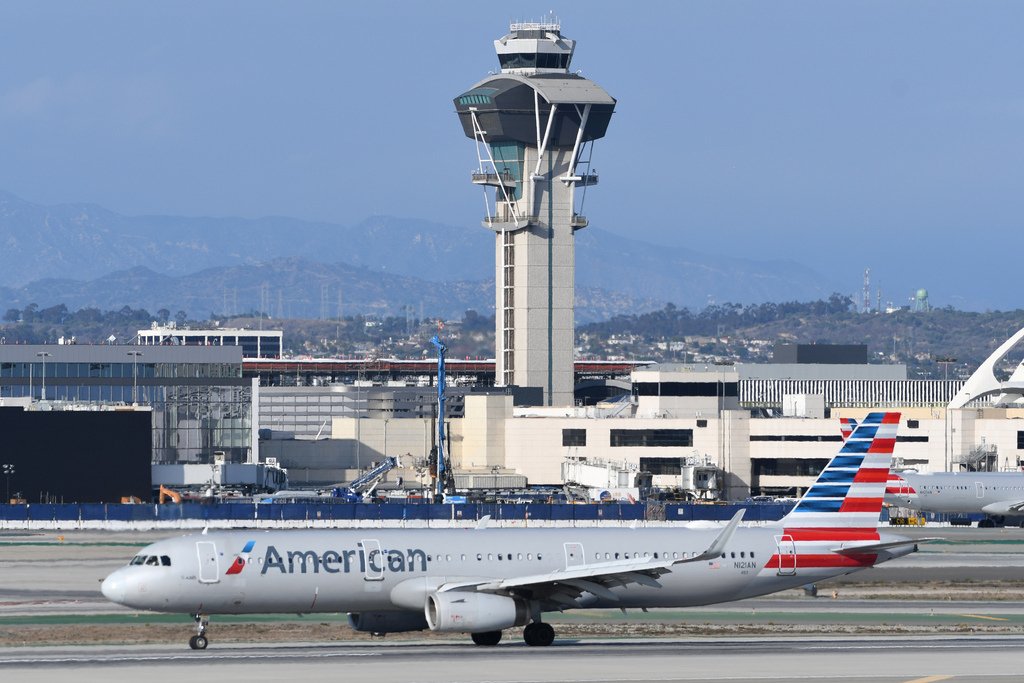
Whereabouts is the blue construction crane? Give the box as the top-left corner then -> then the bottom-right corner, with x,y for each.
430,335 -> 452,503
331,456 -> 398,502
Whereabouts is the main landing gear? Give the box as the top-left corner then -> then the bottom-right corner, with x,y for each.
189,613 -> 209,650
471,630 -> 502,646
522,622 -> 555,647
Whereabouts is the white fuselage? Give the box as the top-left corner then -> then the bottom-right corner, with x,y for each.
886,471 -> 1024,516
101,525 -> 910,618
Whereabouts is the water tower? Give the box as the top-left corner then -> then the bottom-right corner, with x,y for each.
911,288 -> 930,312
453,18 -> 615,406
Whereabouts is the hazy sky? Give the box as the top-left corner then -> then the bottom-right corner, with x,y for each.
1,1 -> 1022,311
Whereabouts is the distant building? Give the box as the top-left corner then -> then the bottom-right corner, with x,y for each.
771,343 -> 867,365
0,345 -> 253,466
138,323 -> 282,359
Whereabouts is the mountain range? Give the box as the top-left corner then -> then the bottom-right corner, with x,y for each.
0,190 -> 838,322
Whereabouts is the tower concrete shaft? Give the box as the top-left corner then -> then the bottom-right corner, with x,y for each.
454,19 -> 615,407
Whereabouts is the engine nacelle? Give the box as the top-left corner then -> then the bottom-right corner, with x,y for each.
425,592 -> 529,633
347,610 -> 429,634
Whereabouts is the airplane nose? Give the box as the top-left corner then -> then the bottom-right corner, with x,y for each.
101,572 -> 126,604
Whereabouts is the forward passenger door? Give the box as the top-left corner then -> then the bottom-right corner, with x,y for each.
196,542 -> 219,583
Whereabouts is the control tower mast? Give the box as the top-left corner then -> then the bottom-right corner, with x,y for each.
454,19 -> 615,406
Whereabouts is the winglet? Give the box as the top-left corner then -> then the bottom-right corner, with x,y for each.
676,510 -> 744,565
475,515 -> 492,530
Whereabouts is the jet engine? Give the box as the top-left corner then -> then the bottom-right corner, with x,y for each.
425,592 -> 529,633
347,610 -> 429,634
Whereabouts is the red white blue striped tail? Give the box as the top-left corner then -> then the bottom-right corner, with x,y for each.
839,417 -> 857,442
781,412 -> 900,529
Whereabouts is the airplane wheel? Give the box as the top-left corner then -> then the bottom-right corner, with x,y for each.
535,623 -> 554,647
524,622 -> 554,647
189,635 -> 208,650
471,630 -> 502,646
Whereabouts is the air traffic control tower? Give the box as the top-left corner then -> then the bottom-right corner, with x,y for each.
454,20 -> 615,406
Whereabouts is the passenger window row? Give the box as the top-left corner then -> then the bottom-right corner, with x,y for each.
590,550 -> 756,561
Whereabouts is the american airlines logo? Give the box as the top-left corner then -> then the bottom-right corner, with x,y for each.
225,540 -> 256,575
260,543 -> 429,575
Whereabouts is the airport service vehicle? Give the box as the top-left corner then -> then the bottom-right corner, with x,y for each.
102,412 -> 920,649
886,470 -> 1024,527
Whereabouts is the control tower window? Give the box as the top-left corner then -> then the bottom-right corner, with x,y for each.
499,53 -> 570,70
489,142 -> 524,200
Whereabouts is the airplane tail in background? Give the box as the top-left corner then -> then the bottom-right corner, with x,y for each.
886,472 -> 914,497
839,417 -> 858,441
780,412 -> 900,529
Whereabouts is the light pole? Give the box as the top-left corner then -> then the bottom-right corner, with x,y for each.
2,464 -> 13,504
127,351 -> 143,404
36,352 -> 50,401
935,356 -> 957,382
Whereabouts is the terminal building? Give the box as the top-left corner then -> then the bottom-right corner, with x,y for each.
244,339 -> 1023,500
1,334 -> 1023,502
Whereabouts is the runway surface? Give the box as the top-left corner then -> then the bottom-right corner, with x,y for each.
0,636 -> 1020,682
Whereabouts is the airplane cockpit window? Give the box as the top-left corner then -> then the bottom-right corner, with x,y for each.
161,555 -> 172,566
145,556 -> 159,566
130,555 -> 146,565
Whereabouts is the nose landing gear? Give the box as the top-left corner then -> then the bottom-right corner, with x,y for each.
188,613 -> 209,650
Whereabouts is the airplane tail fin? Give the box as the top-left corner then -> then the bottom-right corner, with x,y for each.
839,417 -> 858,442
780,412 -> 900,529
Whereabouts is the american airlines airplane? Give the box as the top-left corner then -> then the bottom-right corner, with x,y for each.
101,412 -> 921,649
885,470 -> 1024,527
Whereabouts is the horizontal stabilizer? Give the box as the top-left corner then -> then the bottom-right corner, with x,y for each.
831,537 -> 941,556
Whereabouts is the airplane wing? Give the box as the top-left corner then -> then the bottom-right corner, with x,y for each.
438,511 -> 744,605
